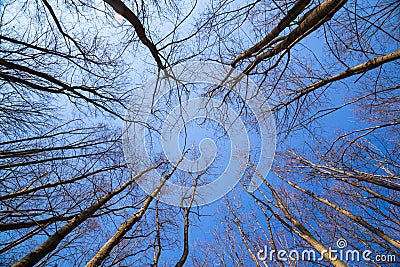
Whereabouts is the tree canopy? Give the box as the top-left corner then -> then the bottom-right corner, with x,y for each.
0,0 -> 399,266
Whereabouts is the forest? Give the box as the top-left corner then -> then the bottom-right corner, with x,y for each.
0,0 -> 399,266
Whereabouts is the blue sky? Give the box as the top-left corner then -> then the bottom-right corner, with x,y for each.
1,0 -> 398,265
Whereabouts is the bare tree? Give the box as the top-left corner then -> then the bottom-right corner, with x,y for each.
1,0 -> 399,266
